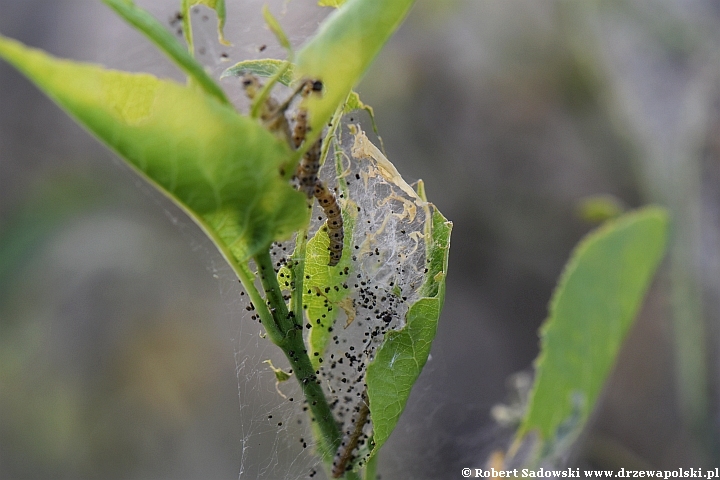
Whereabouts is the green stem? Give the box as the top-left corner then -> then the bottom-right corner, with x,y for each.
283,326 -> 342,462
235,260 -> 284,345
253,249 -> 343,466
255,250 -> 296,333
321,101 -> 346,168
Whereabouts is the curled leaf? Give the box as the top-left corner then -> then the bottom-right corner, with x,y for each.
263,359 -> 292,382
365,207 -> 451,458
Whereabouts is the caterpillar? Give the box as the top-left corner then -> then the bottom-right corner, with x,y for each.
296,141 -> 321,198
291,80 -> 324,198
291,107 -> 320,198
290,81 -> 344,266
240,73 -> 343,266
313,178 -> 344,267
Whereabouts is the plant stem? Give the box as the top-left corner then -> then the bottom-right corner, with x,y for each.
253,249 -> 343,465
288,229 -> 362,478
255,250 -> 296,333
283,326 -> 342,461
235,261 -> 284,345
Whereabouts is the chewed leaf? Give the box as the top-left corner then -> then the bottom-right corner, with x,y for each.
295,126 -> 449,474
351,129 -> 416,199
0,35 -> 308,269
221,59 -> 295,86
101,0 -> 229,105
188,0 -> 230,45
344,91 -> 370,114
345,91 -> 383,141
365,207 -> 451,458
295,0 -> 416,143
513,207 -> 668,463
263,360 -> 291,382
181,0 -> 230,58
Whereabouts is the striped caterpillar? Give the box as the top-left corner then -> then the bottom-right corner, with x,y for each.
241,74 -> 344,266
313,177 -> 344,266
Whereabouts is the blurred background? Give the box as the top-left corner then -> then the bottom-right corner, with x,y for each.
2,1 -> 720,478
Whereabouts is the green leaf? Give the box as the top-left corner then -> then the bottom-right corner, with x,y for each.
363,452 -> 378,480
295,0 -> 416,141
344,91 -> 385,157
0,35 -> 308,268
515,207 -> 669,460
101,0 -> 229,105
262,5 -> 291,52
221,59 -> 296,86
365,207 -> 452,458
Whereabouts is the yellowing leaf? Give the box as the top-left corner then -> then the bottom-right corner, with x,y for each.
0,35 -> 308,271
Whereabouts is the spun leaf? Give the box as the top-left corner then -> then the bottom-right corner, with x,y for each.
365,207 -> 452,457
